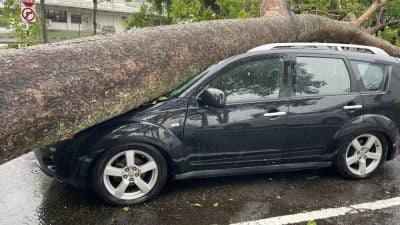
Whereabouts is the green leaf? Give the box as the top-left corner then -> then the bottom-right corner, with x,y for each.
307,220 -> 317,225
122,206 -> 129,212
192,203 -> 202,207
213,202 -> 219,207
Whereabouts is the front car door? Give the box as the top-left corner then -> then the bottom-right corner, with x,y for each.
284,54 -> 364,163
183,53 -> 291,171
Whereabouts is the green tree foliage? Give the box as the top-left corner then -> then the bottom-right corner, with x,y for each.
1,0 -> 40,46
170,0 -> 259,23
289,0 -> 400,45
215,0 -> 260,18
170,0 -> 214,23
126,0 -> 399,46
148,0 -> 172,22
289,0 -> 372,21
126,0 -> 259,27
379,28 -> 399,45
125,4 -> 161,29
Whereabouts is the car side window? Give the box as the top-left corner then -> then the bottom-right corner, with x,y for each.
350,61 -> 386,92
209,57 -> 285,103
294,57 -> 351,96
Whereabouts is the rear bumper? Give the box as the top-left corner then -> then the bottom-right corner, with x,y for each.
388,140 -> 400,160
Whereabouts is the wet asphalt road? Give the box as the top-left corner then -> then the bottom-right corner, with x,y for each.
1,153 -> 400,225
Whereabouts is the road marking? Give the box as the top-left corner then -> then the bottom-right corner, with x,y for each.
232,197 -> 400,225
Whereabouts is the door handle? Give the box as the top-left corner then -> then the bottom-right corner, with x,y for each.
343,105 -> 363,110
263,111 -> 287,117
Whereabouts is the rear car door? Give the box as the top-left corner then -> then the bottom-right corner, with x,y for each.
284,54 -> 364,163
183,54 -> 291,171
349,59 -> 391,114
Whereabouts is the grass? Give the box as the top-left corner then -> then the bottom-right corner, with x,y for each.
0,30 -> 95,43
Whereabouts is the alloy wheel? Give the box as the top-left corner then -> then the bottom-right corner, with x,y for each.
345,134 -> 383,176
102,150 -> 158,200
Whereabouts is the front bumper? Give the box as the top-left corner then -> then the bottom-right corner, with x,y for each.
34,148 -> 57,178
34,140 -> 83,188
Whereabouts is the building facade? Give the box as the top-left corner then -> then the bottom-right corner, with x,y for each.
42,0 -> 142,34
0,0 -> 143,44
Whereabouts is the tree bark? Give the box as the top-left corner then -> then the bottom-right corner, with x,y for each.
93,0 -> 98,35
1,1 -> 400,163
336,0 -> 342,12
260,0 -> 290,17
352,0 -> 387,27
40,0 -> 48,43
366,20 -> 400,34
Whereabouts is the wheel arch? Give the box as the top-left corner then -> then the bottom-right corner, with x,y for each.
332,114 -> 400,161
71,121 -> 186,187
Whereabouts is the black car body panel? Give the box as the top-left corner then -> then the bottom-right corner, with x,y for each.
35,49 -> 400,188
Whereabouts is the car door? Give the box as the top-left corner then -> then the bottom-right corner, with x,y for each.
284,54 -> 364,163
183,54 -> 291,171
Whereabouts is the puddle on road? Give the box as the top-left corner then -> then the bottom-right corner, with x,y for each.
0,153 -> 400,225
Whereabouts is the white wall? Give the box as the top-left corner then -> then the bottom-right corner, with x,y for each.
96,13 -> 126,32
46,7 -> 128,33
48,21 -> 68,30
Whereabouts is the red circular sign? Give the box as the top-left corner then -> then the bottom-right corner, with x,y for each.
21,8 -> 36,23
22,0 -> 35,7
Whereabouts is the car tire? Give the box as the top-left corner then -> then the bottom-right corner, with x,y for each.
91,143 -> 168,205
336,132 -> 388,179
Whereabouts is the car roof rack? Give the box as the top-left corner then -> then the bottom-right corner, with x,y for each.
248,43 -> 390,56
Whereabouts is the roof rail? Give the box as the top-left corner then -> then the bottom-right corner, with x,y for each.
248,43 -> 389,56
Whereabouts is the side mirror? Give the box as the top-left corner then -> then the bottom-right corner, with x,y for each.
198,88 -> 226,108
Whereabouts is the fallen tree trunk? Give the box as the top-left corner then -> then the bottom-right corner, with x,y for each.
1,11 -> 400,163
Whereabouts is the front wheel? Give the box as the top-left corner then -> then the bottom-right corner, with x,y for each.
336,133 -> 387,179
91,144 -> 168,205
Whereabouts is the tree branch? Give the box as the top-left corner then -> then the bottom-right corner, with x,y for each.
260,0 -> 290,17
366,20 -> 400,34
352,0 -> 388,27
376,6 -> 385,26
308,9 -> 341,18
336,0 -> 342,12
343,12 -> 358,22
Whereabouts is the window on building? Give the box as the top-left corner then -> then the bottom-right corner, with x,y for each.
46,9 -> 67,23
294,57 -> 351,96
71,13 -> 82,24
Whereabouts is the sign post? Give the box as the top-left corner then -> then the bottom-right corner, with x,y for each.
20,0 -> 36,24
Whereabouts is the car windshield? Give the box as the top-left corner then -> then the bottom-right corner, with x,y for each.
168,64 -> 216,98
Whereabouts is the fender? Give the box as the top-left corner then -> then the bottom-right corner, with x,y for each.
68,120 -> 187,186
331,114 -> 400,159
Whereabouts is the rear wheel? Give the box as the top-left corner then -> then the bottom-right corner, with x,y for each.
337,133 -> 387,179
91,144 -> 168,205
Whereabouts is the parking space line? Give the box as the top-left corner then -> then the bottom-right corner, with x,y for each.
232,197 -> 400,225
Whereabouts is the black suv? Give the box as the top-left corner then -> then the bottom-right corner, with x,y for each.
35,43 -> 400,205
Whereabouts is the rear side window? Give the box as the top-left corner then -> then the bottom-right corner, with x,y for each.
294,57 -> 351,96
350,61 -> 386,92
